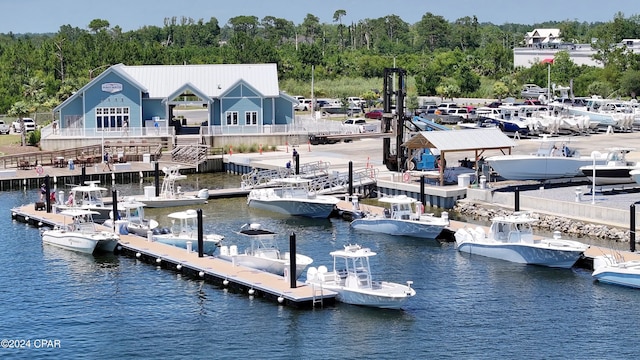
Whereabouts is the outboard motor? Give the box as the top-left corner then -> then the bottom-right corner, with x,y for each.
197,188 -> 209,199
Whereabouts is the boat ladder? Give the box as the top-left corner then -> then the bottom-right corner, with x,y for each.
311,283 -> 324,308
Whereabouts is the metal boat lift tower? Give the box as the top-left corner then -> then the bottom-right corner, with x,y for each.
382,67 -> 410,172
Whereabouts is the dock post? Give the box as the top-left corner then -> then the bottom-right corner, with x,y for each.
44,175 -> 51,213
154,162 -> 160,197
514,187 -> 520,212
348,161 -> 353,196
420,175 -> 425,205
111,189 -> 118,232
289,233 -> 297,288
197,209 -> 204,257
80,165 -> 86,185
631,204 -> 636,252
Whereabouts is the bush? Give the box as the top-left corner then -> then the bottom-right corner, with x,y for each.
28,129 -> 40,146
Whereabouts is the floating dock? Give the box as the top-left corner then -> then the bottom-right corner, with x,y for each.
11,204 -> 336,309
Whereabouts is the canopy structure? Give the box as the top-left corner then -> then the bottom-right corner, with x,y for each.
401,128 -> 517,185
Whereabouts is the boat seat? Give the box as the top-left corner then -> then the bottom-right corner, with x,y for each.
383,208 -> 391,218
229,245 -> 238,256
220,245 -> 229,256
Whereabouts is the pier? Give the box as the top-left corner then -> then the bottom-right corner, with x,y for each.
10,204 -> 336,309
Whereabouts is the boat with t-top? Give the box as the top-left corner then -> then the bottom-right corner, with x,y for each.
350,195 -> 449,239
217,223 -> 313,278
151,209 -> 224,255
247,177 -> 339,218
454,211 -> 588,268
41,209 -> 119,255
305,244 -> 416,309
133,165 -> 209,208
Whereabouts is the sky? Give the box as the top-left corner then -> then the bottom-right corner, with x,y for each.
3,0 -> 640,34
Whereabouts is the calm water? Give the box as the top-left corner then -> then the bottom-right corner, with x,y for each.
2,175 -> 640,359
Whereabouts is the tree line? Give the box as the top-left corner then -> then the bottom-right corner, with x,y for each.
1,10 -> 640,117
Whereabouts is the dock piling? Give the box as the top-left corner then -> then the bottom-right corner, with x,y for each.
197,209 -> 204,258
289,232 -> 297,289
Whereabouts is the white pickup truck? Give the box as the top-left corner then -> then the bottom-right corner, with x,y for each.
0,120 -> 9,134
12,118 -> 36,133
343,118 -> 378,133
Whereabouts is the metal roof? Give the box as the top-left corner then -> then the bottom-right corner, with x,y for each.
114,63 -> 280,99
402,128 -> 517,152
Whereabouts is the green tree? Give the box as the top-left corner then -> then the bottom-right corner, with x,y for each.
415,12 -> 451,51
492,81 -> 509,101
8,101 -> 33,146
88,19 -> 110,33
618,70 -> 640,97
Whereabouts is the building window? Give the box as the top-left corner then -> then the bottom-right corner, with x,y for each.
226,111 -> 239,126
96,107 -> 129,131
245,111 -> 257,125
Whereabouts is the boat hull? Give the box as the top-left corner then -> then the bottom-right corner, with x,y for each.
488,155 -> 601,180
152,235 -> 221,255
350,218 -> 445,239
218,253 -> 313,278
42,231 -> 118,254
455,242 -> 584,268
580,167 -> 635,185
132,197 -> 207,208
309,281 -> 415,309
593,269 -> 640,288
248,199 -> 336,218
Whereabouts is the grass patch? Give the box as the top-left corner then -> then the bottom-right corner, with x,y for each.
0,134 -> 21,146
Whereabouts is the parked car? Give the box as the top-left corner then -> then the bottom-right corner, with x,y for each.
12,118 -> 36,132
520,84 -> 548,99
314,99 -> 331,111
434,102 -> 459,115
364,109 -> 384,120
415,104 -> 438,116
0,120 -> 9,134
294,99 -> 313,111
447,108 -> 470,122
347,97 -> 365,107
343,118 -> 377,133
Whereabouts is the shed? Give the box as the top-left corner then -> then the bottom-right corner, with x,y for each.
402,128 -> 517,185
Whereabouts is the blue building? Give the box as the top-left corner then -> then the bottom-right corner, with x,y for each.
47,63 -> 297,150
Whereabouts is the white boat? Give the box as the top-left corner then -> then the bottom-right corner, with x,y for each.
350,195 -> 449,239
305,244 -> 416,309
579,147 -> 637,185
217,223 -> 313,278
151,209 -> 224,255
486,137 -> 608,180
55,181 -> 113,222
454,212 -> 589,268
247,177 -> 339,218
41,209 -> 119,255
592,254 -> 640,288
133,166 -> 209,208
567,97 -> 635,129
630,168 -> 640,184
102,199 -> 159,237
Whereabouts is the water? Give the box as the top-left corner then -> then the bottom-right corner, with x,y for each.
2,176 -> 640,359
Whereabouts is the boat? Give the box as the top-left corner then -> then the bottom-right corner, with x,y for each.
102,199 -> 159,237
579,147 -> 637,185
217,223 -> 313,278
350,195 -> 449,239
133,166 -> 209,208
486,137 -> 608,180
305,244 -> 416,309
41,209 -> 119,255
454,211 -> 589,268
247,177 -> 339,218
151,209 -> 224,255
592,254 -> 640,288
630,168 -> 640,184
55,181 -> 113,222
481,104 -> 542,135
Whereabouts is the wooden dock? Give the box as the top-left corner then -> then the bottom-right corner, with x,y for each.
11,204 -> 336,309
